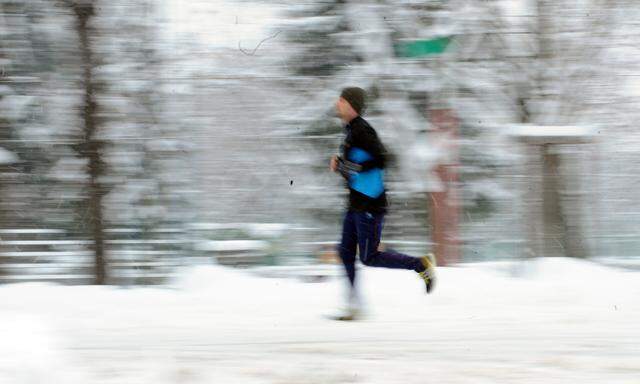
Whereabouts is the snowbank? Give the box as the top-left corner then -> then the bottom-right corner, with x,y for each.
0,258 -> 638,383
0,313 -> 87,384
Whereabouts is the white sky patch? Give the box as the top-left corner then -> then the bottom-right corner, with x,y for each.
161,0 -> 282,50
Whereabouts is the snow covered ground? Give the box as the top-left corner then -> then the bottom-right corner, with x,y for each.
0,258 -> 639,384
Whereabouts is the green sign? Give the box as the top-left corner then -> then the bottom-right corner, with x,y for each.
395,37 -> 451,58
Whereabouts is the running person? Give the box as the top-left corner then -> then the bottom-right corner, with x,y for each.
330,87 -> 436,319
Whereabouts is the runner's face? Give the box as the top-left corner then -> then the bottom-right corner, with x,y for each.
336,97 -> 353,120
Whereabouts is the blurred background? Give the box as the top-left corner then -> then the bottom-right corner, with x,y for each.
1,0 -> 640,285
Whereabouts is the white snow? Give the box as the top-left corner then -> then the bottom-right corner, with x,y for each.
0,229 -> 65,234
0,147 -> 18,165
246,223 -> 289,238
0,85 -> 12,96
47,157 -> 89,182
188,222 -> 289,238
0,258 -> 638,383
506,125 -> 597,144
0,315 -> 88,384
195,240 -> 269,252
0,95 -> 35,122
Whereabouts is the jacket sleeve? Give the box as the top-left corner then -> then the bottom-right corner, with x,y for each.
350,124 -> 386,171
335,156 -> 361,180
358,157 -> 384,171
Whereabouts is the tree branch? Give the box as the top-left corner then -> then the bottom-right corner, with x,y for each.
238,30 -> 281,56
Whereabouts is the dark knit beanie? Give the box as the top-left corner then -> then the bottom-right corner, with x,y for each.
340,87 -> 367,115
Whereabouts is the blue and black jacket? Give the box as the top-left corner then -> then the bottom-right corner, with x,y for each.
336,116 -> 388,214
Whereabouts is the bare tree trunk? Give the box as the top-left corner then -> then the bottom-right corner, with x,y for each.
541,145 -> 566,257
72,2 -> 106,284
535,0 -> 554,101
